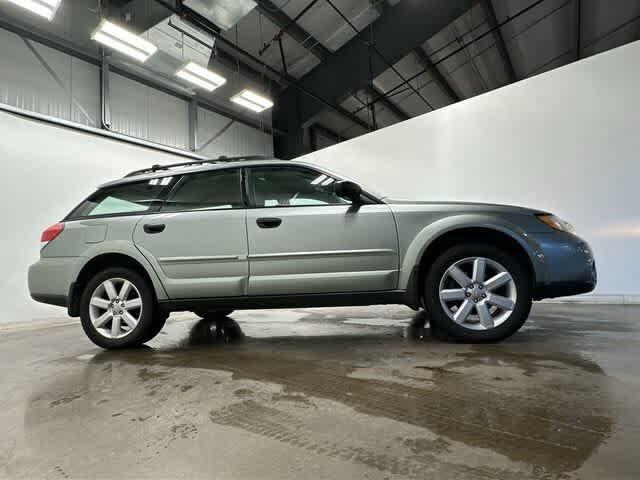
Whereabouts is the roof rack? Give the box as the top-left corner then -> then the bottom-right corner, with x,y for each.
124,155 -> 269,178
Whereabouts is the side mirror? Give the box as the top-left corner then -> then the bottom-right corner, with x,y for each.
334,180 -> 362,203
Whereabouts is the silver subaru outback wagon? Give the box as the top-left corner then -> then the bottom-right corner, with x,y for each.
29,156 -> 596,349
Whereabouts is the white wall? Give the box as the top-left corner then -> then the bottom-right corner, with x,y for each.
301,41 -> 640,297
0,111 -> 192,323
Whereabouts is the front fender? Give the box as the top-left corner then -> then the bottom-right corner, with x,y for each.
397,214 -> 545,290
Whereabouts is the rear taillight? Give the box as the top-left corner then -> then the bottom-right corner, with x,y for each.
41,222 -> 64,247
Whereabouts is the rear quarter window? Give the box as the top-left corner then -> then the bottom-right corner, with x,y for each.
161,169 -> 243,212
67,177 -> 174,219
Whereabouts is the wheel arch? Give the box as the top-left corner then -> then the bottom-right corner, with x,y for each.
401,220 -> 542,307
69,252 -> 165,317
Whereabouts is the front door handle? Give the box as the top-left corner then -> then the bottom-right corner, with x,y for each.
143,223 -> 166,234
256,217 -> 282,229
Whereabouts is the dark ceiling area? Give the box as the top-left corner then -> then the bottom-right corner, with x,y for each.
1,0 -> 639,158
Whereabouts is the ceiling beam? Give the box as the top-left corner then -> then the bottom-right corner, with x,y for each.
255,1 -> 409,126
480,0 -> 517,83
254,0 -> 332,60
255,0 -> 409,123
413,47 -> 461,103
367,0 -> 427,119
325,0 -> 434,112
273,0 -> 474,159
366,85 -> 410,121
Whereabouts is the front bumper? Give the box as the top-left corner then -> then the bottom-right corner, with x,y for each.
529,231 -> 597,299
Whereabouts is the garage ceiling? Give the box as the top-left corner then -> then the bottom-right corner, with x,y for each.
0,0 -> 638,155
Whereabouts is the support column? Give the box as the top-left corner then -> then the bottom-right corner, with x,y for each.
100,53 -> 111,129
188,98 -> 198,152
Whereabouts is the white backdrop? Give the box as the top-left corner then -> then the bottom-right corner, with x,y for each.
301,41 -> 640,299
0,113 -> 188,323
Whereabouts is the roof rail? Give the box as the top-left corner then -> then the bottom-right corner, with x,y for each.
124,155 -> 269,178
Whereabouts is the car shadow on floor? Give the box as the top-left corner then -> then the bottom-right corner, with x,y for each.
179,311 -> 439,346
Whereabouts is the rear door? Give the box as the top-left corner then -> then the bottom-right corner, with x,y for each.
133,168 -> 249,299
245,165 -> 399,296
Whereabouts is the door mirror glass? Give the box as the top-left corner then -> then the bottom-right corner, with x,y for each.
334,180 -> 362,203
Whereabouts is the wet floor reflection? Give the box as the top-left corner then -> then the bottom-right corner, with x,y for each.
181,317 -> 245,347
23,308 -> 624,479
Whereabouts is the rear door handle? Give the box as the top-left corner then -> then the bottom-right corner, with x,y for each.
143,223 -> 165,234
256,217 -> 282,229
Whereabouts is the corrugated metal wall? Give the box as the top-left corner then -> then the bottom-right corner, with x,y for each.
197,107 -> 273,157
0,28 -> 274,157
109,73 -> 190,150
0,29 -> 100,128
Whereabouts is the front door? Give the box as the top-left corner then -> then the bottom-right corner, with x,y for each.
245,165 -> 399,296
133,168 -> 249,299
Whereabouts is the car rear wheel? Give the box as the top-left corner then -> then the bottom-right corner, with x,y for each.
424,244 -> 532,342
80,267 -> 156,349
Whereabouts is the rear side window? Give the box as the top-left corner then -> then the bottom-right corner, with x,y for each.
161,169 -> 243,212
68,177 -> 174,219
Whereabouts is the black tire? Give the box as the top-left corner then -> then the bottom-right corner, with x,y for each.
141,312 -> 169,344
80,267 -> 157,349
194,309 -> 234,320
424,243 -> 532,343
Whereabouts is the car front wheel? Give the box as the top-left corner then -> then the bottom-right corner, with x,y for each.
424,244 -> 532,342
80,267 -> 157,349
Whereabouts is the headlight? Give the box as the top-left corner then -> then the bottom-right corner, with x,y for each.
536,214 -> 575,233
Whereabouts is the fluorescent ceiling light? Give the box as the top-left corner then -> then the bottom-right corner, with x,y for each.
231,89 -> 274,113
91,20 -> 157,63
5,0 -> 62,21
176,62 -> 226,92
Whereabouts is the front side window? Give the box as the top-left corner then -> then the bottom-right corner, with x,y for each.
250,167 -> 349,208
69,177 -> 173,218
161,169 -> 243,212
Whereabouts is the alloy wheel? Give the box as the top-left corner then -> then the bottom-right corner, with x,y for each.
88,278 -> 143,339
438,257 -> 517,330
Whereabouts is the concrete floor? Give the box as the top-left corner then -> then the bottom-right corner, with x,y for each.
1,304 -> 639,479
